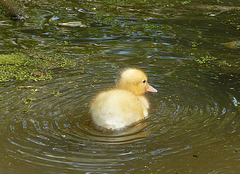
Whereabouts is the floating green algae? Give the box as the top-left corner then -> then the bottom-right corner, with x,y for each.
0,51 -> 76,82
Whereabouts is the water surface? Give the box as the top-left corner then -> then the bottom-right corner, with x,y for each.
0,0 -> 240,173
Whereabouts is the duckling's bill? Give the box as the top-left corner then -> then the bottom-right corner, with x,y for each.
146,84 -> 158,93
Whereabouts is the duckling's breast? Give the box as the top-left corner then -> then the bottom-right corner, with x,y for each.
90,89 -> 149,130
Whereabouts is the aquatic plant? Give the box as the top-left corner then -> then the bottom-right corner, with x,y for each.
0,51 -> 75,82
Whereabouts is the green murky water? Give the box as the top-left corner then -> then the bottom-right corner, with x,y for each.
0,0 -> 240,173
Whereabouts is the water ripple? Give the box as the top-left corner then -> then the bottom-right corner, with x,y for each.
1,65 -> 240,173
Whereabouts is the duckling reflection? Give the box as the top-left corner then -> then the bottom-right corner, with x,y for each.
77,118 -> 152,144
90,68 -> 157,130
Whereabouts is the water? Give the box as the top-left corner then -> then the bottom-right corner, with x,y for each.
1,0 -> 240,173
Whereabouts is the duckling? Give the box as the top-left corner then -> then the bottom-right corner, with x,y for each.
90,68 -> 157,130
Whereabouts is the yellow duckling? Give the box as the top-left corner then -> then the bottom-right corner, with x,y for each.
90,68 -> 157,130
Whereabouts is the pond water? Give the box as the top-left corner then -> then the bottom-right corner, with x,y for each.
1,0 -> 240,173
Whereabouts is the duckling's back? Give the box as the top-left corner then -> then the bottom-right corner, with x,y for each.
90,89 -> 149,130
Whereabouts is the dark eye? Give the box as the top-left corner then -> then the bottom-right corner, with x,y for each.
142,80 -> 146,83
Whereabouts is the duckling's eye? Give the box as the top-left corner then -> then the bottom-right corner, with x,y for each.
142,80 -> 146,83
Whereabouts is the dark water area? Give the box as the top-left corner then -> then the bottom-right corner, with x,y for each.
0,0 -> 240,173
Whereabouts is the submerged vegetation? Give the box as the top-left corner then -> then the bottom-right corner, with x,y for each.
0,0 -> 239,82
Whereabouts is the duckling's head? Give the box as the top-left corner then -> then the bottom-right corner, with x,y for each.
116,68 -> 157,96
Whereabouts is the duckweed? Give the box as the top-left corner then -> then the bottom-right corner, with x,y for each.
0,51 -> 76,82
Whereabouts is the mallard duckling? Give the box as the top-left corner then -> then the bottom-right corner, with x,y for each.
90,68 -> 157,130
